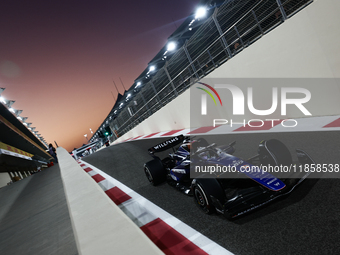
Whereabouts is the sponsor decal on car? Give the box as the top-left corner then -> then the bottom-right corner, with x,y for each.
153,136 -> 179,150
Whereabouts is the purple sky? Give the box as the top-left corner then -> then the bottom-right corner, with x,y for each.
0,0 -> 200,151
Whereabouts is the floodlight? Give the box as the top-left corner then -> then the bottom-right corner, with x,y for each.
6,100 -> 15,108
195,7 -> 207,19
167,42 -> 176,51
149,65 -> 155,72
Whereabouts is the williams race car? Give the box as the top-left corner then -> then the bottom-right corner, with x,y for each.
143,135 -> 315,219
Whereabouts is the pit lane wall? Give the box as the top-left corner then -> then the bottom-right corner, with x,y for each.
0,173 -> 11,188
113,0 -> 340,143
57,147 -> 162,255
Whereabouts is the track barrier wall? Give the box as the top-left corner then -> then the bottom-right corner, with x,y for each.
113,0 -> 340,144
57,147 -> 163,255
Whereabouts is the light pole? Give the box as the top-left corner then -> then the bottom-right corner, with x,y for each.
84,134 -> 89,142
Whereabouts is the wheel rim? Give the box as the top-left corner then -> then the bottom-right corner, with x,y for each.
144,167 -> 154,183
195,188 -> 206,207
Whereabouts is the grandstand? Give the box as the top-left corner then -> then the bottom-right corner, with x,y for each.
0,101 -> 52,186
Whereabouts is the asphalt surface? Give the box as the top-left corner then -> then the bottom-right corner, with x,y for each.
0,165 -> 78,255
83,131 -> 340,255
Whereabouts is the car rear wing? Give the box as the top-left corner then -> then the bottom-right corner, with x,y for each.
148,135 -> 185,154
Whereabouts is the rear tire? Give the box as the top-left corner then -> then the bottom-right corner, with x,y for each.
144,159 -> 166,186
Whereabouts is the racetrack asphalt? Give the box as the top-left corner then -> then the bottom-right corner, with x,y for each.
0,165 -> 78,255
83,131 -> 340,255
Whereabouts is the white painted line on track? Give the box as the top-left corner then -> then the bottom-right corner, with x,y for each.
78,160 -> 233,255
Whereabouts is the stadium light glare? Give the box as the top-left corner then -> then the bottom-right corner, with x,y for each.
9,108 -> 15,113
167,42 -> 176,51
195,7 -> 207,19
149,65 -> 155,72
0,96 -> 6,104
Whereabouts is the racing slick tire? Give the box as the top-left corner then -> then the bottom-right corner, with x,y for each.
192,179 -> 225,215
144,159 -> 166,186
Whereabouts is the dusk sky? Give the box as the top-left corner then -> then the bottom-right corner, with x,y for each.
0,0 -> 200,152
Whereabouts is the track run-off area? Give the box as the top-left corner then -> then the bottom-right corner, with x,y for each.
82,131 -> 340,255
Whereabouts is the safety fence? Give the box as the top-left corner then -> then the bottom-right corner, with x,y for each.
109,0 -> 312,139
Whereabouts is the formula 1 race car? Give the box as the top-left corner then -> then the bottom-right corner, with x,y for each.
143,135 -> 315,219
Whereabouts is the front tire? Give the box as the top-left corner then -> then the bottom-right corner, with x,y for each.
144,159 -> 166,186
193,181 -> 215,214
